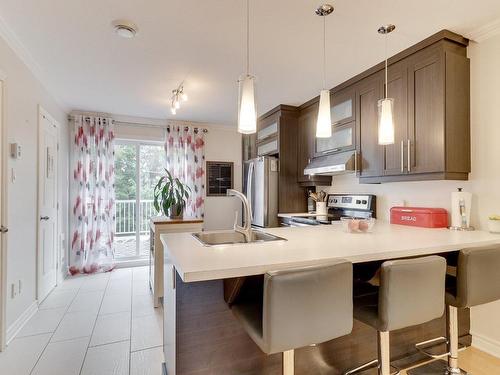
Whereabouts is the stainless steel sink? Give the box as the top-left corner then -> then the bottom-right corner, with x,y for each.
192,230 -> 287,246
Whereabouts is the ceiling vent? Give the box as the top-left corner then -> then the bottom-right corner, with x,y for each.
112,20 -> 138,39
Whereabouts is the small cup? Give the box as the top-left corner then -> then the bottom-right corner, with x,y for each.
316,201 -> 327,215
488,219 -> 500,233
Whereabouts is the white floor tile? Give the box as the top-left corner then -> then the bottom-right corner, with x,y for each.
107,278 -> 132,294
90,312 -> 131,347
99,292 -> 131,315
31,336 -> 89,375
57,276 -> 86,291
130,346 -> 164,375
131,310 -> 163,352
0,333 -> 51,375
80,277 -> 109,292
132,293 -> 155,318
17,308 -> 66,338
51,310 -> 97,342
132,267 -> 149,281
109,268 -> 132,280
39,289 -> 77,310
81,341 -> 130,375
132,279 -> 151,296
67,290 -> 104,313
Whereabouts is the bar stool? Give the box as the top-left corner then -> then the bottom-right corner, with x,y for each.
346,256 -> 447,375
231,261 -> 353,375
415,245 -> 500,374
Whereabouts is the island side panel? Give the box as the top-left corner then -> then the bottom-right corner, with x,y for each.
171,274 -> 471,375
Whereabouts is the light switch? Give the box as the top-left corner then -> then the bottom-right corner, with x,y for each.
10,143 -> 21,159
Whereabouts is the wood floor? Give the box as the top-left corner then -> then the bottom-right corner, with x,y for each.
0,267 -> 163,375
0,267 -> 499,375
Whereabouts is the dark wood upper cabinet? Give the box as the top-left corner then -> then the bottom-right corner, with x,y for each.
356,71 -> 384,178
358,33 -> 470,183
297,102 -> 332,185
242,133 -> 257,162
256,105 -> 307,213
382,60 -> 408,177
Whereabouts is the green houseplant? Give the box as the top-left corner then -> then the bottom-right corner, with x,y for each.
153,169 -> 191,219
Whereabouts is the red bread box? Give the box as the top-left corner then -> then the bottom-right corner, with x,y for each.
390,207 -> 449,228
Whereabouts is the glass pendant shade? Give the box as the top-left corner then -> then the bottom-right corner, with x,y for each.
378,97 -> 395,145
237,75 -> 257,134
316,89 -> 332,138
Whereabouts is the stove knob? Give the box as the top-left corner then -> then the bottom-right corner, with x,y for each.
356,200 -> 361,204
362,200 -> 367,204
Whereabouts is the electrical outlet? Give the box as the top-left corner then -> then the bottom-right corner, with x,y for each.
18,280 -> 22,294
11,283 -> 16,298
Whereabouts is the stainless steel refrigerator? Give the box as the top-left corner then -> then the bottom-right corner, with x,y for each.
243,156 -> 279,228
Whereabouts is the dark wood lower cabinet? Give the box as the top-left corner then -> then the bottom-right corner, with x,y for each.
169,274 -> 470,375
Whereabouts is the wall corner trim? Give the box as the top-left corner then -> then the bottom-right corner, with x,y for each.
471,330 -> 500,358
0,14 -> 69,112
6,300 -> 38,345
467,18 -> 500,43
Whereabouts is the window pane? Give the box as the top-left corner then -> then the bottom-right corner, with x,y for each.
139,144 -> 165,258
114,144 -> 138,259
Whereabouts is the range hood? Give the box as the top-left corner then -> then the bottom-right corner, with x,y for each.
304,151 -> 358,176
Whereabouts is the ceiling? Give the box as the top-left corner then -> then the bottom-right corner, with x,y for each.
0,0 -> 499,125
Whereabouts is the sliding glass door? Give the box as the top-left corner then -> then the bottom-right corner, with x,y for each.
114,141 -> 164,260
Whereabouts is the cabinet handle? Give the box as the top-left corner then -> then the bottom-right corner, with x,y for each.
354,150 -> 358,174
407,139 -> 411,173
400,140 -> 404,173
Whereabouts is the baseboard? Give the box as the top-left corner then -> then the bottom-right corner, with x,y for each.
471,330 -> 500,358
6,300 -> 38,345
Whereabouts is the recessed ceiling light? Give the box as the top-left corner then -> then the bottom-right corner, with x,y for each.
112,19 -> 138,39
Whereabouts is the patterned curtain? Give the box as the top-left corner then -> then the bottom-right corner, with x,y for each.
69,115 -> 116,275
164,126 -> 206,218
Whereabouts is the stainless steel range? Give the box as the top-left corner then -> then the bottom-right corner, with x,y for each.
281,194 -> 376,227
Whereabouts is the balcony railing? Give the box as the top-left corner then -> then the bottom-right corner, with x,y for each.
115,199 -> 158,235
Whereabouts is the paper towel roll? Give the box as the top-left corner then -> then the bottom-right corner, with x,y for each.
451,189 -> 472,229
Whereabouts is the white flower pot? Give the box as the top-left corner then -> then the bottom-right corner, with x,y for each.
488,219 -> 500,233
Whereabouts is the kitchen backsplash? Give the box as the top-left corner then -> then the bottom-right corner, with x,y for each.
318,174 -> 486,227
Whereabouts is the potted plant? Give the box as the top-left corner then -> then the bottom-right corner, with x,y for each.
153,169 -> 191,219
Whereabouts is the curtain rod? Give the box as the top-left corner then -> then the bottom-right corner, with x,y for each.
68,116 -> 208,133
117,121 -> 208,133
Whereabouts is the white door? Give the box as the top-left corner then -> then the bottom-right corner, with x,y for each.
0,79 -> 6,350
37,110 -> 58,302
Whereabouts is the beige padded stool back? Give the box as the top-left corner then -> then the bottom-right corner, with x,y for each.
447,245 -> 500,308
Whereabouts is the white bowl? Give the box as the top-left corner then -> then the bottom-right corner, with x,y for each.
341,217 -> 375,233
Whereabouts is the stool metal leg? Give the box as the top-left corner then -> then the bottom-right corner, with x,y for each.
378,331 -> 391,375
446,306 -> 468,375
283,350 -> 294,375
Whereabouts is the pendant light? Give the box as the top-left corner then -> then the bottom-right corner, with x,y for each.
237,0 -> 257,134
315,4 -> 334,138
378,24 -> 396,145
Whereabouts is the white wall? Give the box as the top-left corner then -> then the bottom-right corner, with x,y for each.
0,35 -> 68,334
318,34 -> 500,357
112,118 -> 242,231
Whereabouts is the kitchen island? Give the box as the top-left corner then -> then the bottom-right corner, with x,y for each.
161,222 -> 500,375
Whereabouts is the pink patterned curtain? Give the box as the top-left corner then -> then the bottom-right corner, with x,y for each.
69,115 -> 115,275
164,126 -> 206,218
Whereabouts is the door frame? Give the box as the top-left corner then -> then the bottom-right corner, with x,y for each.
0,72 -> 7,351
37,106 -> 60,301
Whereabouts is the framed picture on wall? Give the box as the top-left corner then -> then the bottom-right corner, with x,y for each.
206,161 -> 234,196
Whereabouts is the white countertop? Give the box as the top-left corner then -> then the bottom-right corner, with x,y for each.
161,222 -> 500,283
